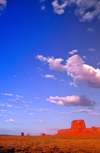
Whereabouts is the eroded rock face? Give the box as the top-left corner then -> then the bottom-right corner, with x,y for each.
71,119 -> 86,130
21,132 -> 24,136
27,133 -> 30,136
40,133 -> 45,136
57,119 -> 100,136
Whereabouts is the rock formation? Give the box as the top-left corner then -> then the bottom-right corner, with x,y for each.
26,133 -> 30,136
21,132 -> 24,136
71,120 -> 86,129
57,119 -> 100,136
40,133 -> 45,136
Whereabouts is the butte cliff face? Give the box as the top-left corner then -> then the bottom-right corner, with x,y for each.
71,120 -> 86,130
57,119 -> 100,136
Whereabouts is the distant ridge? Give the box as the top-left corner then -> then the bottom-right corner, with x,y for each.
56,119 -> 100,136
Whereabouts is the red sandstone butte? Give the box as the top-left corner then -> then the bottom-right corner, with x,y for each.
21,132 -> 24,136
26,133 -> 30,136
40,133 -> 45,136
57,119 -> 100,136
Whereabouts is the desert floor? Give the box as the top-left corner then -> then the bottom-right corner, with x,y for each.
0,134 -> 100,153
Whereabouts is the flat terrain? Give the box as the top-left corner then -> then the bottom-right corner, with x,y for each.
0,135 -> 100,153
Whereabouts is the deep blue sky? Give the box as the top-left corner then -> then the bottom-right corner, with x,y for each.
0,0 -> 100,135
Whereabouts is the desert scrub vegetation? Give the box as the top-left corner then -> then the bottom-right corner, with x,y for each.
0,135 -> 100,153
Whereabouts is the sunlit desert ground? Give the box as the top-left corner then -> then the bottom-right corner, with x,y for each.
0,134 -> 100,153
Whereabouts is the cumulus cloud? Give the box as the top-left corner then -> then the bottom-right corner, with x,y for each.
36,55 -> 67,71
5,119 -> 19,123
0,0 -> 7,11
52,0 -> 100,21
36,55 -> 47,62
68,49 -> 78,55
37,54 -> 100,88
47,95 -> 96,108
66,55 -> 100,88
52,0 -> 68,15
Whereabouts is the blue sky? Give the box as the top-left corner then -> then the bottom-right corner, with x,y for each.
0,0 -> 100,135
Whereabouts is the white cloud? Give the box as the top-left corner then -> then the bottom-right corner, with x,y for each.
16,95 -> 23,98
89,112 -> 100,116
97,62 -> 100,66
28,108 -> 48,112
66,55 -> 100,88
51,111 -> 67,114
22,101 -> 27,103
5,103 -> 20,109
37,54 -> 100,88
71,109 -> 91,113
9,98 -> 20,101
35,97 -> 40,99
5,119 -> 19,123
37,120 -> 48,123
87,28 -> 94,33
52,0 -> 100,21
25,110 -> 28,112
44,74 -> 54,79
70,81 -> 78,88
29,113 -> 34,115
41,5 -> 45,10
59,79 -> 64,81
47,95 -> 96,108
60,117 -> 69,119
68,49 -> 78,55
89,48 -> 96,51
0,0 -> 7,11
36,55 -> 47,62
0,109 -> 7,112
70,109 -> 100,116
3,93 -> 13,96
36,55 -> 67,71
0,103 -> 5,107
83,56 -> 87,59
6,103 -> 13,108
52,0 -> 68,15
